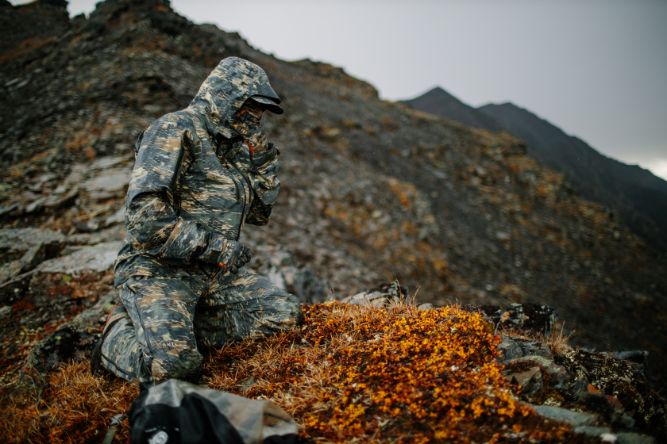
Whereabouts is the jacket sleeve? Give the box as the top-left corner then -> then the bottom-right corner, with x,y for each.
125,115 -> 235,264
233,141 -> 281,226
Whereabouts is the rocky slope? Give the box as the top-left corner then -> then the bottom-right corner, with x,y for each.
405,87 -> 667,252
1,0 -> 666,441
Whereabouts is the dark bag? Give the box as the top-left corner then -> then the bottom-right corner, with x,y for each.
129,379 -> 298,444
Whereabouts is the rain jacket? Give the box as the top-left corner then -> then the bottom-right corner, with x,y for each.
115,57 -> 283,281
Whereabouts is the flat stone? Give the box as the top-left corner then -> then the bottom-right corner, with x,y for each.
342,281 -> 407,307
37,241 -> 122,275
574,426 -> 612,437
530,404 -> 598,427
508,366 -> 543,396
104,207 -> 125,226
42,186 -> 79,209
499,334 -> 553,362
89,155 -> 127,171
0,228 -> 65,256
507,355 -> 569,391
81,168 -> 129,193
615,432 -> 655,444
67,225 -> 125,246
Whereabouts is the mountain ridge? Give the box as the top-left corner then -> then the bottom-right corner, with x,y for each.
405,87 -> 667,252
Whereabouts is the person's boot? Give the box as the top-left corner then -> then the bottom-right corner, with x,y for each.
91,304 -> 126,377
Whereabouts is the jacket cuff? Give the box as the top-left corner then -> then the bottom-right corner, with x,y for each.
251,143 -> 279,169
158,219 -> 208,262
197,234 -> 235,264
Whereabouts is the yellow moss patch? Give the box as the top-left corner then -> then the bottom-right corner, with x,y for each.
205,303 -> 571,442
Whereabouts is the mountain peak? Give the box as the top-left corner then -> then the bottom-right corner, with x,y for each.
404,86 -> 502,131
412,85 -> 460,103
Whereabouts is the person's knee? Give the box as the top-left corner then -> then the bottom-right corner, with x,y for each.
265,290 -> 303,330
98,306 -> 147,381
149,347 -> 203,382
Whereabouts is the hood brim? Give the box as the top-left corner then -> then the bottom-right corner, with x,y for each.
248,95 -> 284,115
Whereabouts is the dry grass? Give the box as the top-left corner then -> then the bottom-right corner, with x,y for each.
545,321 -> 575,356
1,302 -> 575,443
1,362 -> 138,444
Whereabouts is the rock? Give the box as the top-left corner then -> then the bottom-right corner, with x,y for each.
26,290 -> 115,373
104,206 -> 125,226
41,186 -> 79,210
67,225 -> 125,246
0,305 -> 11,319
342,281 -> 407,307
287,267 -> 329,304
479,303 -> 556,335
0,228 -> 65,261
558,348 -> 667,439
89,155 -> 127,170
530,404 -> 598,427
0,228 -> 67,303
68,289 -> 115,331
265,264 -> 328,304
26,326 -> 80,373
0,182 -> 79,216
37,241 -> 122,275
0,258 -> 24,285
81,167 -> 130,200
574,425 -> 612,437
1,244 -> 55,281
0,270 -> 35,304
0,203 -> 20,217
504,355 -> 569,389
615,432 -> 656,444
499,334 -> 553,362
507,366 -> 543,396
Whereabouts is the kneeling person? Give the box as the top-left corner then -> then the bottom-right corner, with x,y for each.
95,57 -> 302,383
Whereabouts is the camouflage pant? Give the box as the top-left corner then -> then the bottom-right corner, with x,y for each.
99,261 -> 302,383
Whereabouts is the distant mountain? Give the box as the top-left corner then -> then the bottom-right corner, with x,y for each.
404,86 -> 502,131
405,88 -> 667,251
479,102 -> 667,251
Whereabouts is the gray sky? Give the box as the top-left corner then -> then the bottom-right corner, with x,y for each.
13,0 -> 667,180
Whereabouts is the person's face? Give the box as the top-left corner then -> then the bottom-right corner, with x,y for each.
231,101 -> 265,137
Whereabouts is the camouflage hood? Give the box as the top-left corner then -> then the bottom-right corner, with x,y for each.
190,57 -> 282,139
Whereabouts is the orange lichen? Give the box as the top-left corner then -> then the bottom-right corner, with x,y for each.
204,303 -> 571,442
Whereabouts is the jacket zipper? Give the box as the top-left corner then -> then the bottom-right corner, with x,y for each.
228,159 -> 250,241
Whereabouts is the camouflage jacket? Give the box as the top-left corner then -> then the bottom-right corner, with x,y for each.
115,57 -> 282,281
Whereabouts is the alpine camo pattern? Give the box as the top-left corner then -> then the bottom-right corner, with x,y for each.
99,57 -> 302,383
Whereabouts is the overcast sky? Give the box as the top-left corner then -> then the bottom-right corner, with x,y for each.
13,0 -> 667,180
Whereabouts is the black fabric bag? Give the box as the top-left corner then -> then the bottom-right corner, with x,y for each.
129,379 -> 298,444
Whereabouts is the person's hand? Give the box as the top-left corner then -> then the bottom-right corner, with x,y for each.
217,241 -> 252,274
